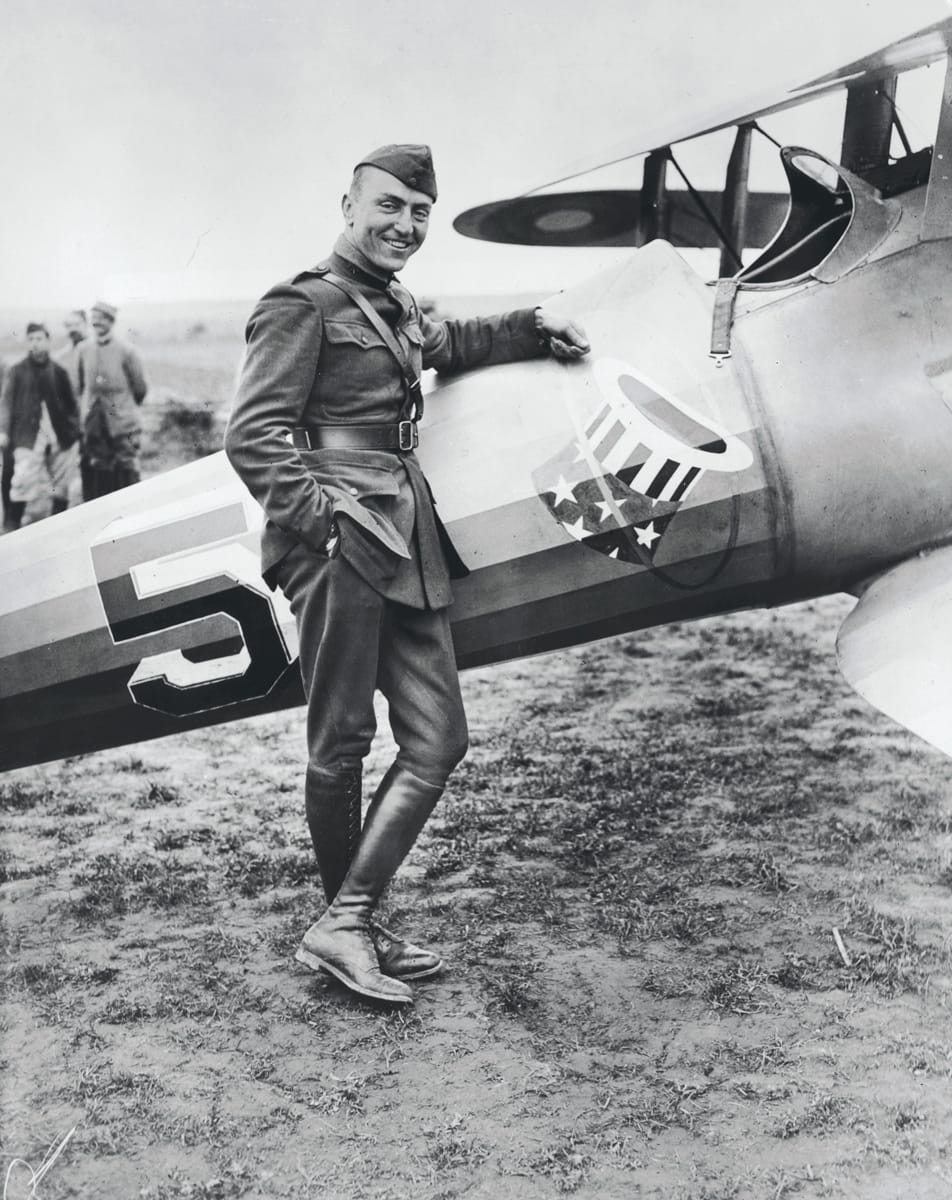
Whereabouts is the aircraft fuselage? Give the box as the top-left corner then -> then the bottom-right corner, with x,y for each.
2,176 -> 950,771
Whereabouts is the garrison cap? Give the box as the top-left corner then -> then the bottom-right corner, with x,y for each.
26,322 -> 49,336
91,300 -> 117,321
354,144 -> 437,201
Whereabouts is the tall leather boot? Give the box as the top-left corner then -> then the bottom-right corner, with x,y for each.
4,501 -> 24,531
305,763 -> 362,904
364,764 -> 444,982
305,764 -> 443,982
51,497 -> 68,515
295,764 -> 444,1003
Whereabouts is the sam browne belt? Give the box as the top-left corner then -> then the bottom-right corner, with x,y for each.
291,421 -> 419,452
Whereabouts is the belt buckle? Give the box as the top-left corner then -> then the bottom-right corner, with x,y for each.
398,420 -> 417,451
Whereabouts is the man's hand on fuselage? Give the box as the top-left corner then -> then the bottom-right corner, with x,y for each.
535,308 -> 591,360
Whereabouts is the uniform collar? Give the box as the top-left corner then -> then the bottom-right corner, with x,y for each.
332,234 -> 396,290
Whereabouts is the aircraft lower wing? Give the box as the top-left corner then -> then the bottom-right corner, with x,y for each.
837,548 -> 952,757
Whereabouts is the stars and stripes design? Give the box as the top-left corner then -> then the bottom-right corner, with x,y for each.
533,358 -> 754,568
537,458 -> 676,567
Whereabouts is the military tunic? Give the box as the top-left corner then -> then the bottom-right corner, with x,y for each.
225,236 -> 546,781
0,355 -> 80,509
78,335 -> 148,489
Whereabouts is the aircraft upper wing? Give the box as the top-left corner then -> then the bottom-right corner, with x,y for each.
837,548 -> 952,758
520,16 -> 952,194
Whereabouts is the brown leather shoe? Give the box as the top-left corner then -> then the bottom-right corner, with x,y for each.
295,912 -> 412,1004
371,921 -> 444,981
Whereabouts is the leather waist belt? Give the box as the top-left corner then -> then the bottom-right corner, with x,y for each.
291,421 -> 419,452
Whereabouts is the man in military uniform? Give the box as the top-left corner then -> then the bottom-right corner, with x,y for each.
54,309 -> 89,506
225,144 -> 590,1004
55,309 -> 89,399
0,323 -> 80,529
0,357 -> 10,530
78,301 -> 148,498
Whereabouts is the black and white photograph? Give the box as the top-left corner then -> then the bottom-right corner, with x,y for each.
2,1 -> 952,1196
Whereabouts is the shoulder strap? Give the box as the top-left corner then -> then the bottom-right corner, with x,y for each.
322,270 -> 424,420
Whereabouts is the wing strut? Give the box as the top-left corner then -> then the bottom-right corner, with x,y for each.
638,150 -> 669,245
667,150 -> 743,271
719,124 -> 754,277
841,77 -> 898,175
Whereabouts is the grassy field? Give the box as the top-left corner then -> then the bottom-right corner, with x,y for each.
2,317 -> 952,1198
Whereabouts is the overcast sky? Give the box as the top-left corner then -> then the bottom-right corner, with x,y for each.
1,0 -> 949,312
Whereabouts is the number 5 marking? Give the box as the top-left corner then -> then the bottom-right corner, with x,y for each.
91,498 -> 297,717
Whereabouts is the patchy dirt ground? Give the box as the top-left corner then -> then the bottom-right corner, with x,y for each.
3,598 -> 952,1199
3,320 -> 952,1198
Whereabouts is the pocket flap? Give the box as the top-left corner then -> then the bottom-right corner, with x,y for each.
316,465 -> 401,499
324,320 -> 382,349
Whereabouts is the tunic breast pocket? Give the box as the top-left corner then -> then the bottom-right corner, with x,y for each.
323,320 -> 386,352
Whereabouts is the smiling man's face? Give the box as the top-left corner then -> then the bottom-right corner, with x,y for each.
342,165 -> 432,276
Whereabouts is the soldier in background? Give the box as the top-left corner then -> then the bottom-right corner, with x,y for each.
0,357 -> 11,530
54,309 -> 88,398
54,309 -> 89,505
0,323 -> 80,530
78,301 -> 148,498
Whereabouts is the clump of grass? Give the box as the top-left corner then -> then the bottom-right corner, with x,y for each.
0,781 -> 52,811
69,1064 -> 167,1107
139,1161 -> 255,1199
711,851 -> 796,894
623,1080 -> 707,1137
775,1093 -> 868,1139
423,1114 -> 488,1172
708,1036 -> 793,1074
482,957 -> 543,1017
892,1102 -> 926,1131
223,848 -> 313,897
133,781 -> 182,809
307,1072 -> 367,1117
692,690 -> 753,719
726,779 -> 819,827
99,993 -> 152,1023
154,825 -> 215,851
7,961 -> 76,994
817,817 -> 880,852
524,1140 -> 592,1193
702,960 -> 770,1015
68,852 -> 211,918
768,953 -> 829,992
118,757 -> 148,774
150,972 -> 274,1022
487,872 -> 569,927
590,873 -> 724,948
0,849 -> 51,883
55,798 -> 94,816
844,900 -> 935,996
422,836 -> 477,879
641,968 -> 693,999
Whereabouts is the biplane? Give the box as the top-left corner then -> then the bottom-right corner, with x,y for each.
3,16 -> 952,771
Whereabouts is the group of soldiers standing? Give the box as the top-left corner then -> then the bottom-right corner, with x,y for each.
0,302 -> 148,531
